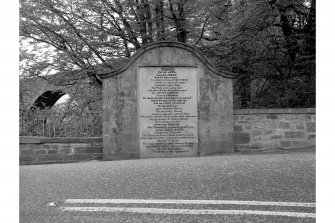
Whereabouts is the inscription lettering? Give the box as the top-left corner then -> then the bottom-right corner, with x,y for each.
139,67 -> 198,157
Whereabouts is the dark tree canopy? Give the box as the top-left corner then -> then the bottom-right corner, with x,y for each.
20,0 -> 315,110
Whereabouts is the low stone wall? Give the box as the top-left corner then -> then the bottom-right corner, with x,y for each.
19,108 -> 316,164
19,137 -> 103,165
233,108 -> 316,152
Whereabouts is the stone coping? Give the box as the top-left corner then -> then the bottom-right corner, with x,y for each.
19,136 -> 102,144
97,41 -> 235,79
233,108 -> 315,115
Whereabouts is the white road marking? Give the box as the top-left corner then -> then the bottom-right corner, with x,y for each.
64,199 -> 315,207
61,207 -> 316,218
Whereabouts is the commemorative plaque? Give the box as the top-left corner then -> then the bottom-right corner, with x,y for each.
138,66 -> 198,158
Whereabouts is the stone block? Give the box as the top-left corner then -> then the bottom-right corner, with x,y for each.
270,135 -> 283,139
251,130 -> 262,137
296,124 -> 305,130
34,150 -> 46,154
75,146 -> 103,154
199,141 -> 234,156
292,141 -> 309,147
284,115 -> 300,121
233,109 -> 250,115
65,154 -> 91,161
280,141 -> 291,147
233,125 -> 243,132
250,143 -> 263,150
308,134 -> 316,140
278,122 -> 290,129
20,156 -> 33,162
19,144 -> 29,150
268,109 -> 291,114
300,114 -> 312,121
245,115 -> 258,121
58,148 -> 71,154
267,114 -> 279,119
30,144 -> 42,150
234,145 -> 251,152
288,108 -> 309,114
37,154 -> 64,161
19,136 -> 41,144
51,145 -> 58,150
47,150 -> 57,154
284,131 -> 305,138
43,145 -> 50,150
234,133 -> 250,144
265,130 -> 274,135
307,122 -> 316,132
21,150 -> 33,155
308,108 -> 316,113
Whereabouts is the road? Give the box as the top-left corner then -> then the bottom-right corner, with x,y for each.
20,151 -> 315,223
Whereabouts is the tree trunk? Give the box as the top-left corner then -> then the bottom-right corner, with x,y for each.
168,0 -> 188,43
154,0 -> 165,41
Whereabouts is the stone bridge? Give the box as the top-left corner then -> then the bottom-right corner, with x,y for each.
19,72 -> 102,113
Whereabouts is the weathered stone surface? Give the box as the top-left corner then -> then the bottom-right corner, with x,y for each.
234,145 -> 251,152
37,154 -> 64,161
232,108 -> 315,152
233,126 -> 243,132
21,150 -> 33,155
308,134 -> 316,139
19,137 -> 103,165
139,67 -> 198,158
270,135 -> 283,139
100,41 -> 234,160
267,114 -> 279,119
34,150 -> 46,154
20,156 -> 33,162
58,148 -> 71,154
43,145 -> 50,150
75,146 -> 103,154
19,136 -> 42,144
278,122 -> 290,129
280,141 -> 291,147
199,141 -> 234,156
292,140 -> 309,147
284,115 -> 300,121
265,130 -> 274,135
251,130 -> 262,137
284,131 -> 305,138
296,124 -> 305,129
307,122 -> 316,132
234,133 -> 250,144
47,150 -> 57,154
250,143 -> 263,150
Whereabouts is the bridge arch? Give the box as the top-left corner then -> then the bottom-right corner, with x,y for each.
30,90 -> 67,111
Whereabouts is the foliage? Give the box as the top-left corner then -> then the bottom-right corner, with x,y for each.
198,0 -> 315,108
20,0 -> 316,109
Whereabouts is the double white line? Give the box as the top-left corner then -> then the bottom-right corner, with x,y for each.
61,199 -> 316,218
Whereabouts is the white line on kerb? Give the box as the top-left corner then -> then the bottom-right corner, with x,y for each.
64,199 -> 315,207
61,207 -> 316,218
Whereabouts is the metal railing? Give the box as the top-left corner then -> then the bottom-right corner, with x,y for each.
19,110 -> 102,137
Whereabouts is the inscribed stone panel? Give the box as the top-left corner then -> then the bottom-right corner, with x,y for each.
138,67 -> 198,158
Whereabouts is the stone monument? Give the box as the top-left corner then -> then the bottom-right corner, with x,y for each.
98,41 -> 234,160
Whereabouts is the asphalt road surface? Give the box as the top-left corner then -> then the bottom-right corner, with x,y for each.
20,151 -> 315,223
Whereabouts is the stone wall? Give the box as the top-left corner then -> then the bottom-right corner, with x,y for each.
233,108 -> 316,152
20,108 -> 316,165
19,137 -> 103,165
